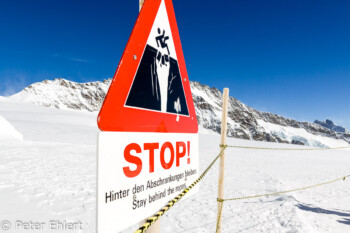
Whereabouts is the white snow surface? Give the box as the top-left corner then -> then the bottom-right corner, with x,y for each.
0,98 -> 350,233
0,114 -> 23,141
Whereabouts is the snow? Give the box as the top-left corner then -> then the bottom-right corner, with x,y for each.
0,114 -> 23,141
257,119 -> 349,148
198,125 -> 220,136
0,97 -> 97,144
10,78 -> 110,112
1,99 -> 350,233
190,85 -> 221,110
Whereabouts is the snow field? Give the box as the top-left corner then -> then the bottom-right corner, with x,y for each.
0,99 -> 97,232
0,114 -> 23,141
1,98 -> 350,232
0,141 -> 96,233
124,136 -> 350,233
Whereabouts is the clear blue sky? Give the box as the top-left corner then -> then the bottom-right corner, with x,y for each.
1,0 -> 349,128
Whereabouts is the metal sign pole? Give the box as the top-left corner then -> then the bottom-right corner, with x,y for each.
217,88 -> 229,233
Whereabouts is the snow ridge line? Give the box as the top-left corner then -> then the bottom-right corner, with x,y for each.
134,146 -> 228,233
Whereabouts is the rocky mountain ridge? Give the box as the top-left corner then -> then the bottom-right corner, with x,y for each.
9,78 -> 350,146
314,119 -> 350,134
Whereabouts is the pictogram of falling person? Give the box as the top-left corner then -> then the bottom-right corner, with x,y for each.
126,27 -> 189,120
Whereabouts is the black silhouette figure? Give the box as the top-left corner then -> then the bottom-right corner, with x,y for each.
125,45 -> 188,116
155,28 -> 170,55
125,27 -> 189,116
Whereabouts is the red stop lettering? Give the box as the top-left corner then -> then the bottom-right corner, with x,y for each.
123,143 -> 142,178
144,143 -> 159,173
176,141 -> 186,167
160,142 -> 174,169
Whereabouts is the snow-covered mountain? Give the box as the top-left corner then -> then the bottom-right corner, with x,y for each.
11,79 -> 111,112
9,78 -> 350,147
314,119 -> 350,134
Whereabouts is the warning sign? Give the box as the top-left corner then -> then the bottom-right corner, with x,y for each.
125,12 -> 189,116
97,0 -> 198,133
97,132 -> 199,232
97,0 -> 199,232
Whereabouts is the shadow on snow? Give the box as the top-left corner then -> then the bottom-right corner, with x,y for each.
297,203 -> 350,225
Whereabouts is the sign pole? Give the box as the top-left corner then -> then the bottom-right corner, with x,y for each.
136,3 -> 160,233
217,88 -> 229,233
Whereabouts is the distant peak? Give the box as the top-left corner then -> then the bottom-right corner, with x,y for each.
314,119 -> 349,134
325,119 -> 334,125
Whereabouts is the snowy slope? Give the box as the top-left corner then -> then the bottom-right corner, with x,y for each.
257,120 -> 348,148
11,78 -> 110,112
0,98 -> 97,233
0,114 -> 23,141
1,98 -> 350,233
7,78 -> 350,147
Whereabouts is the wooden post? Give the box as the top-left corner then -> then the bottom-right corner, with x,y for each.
137,2 -> 160,233
139,0 -> 145,11
217,88 -> 229,233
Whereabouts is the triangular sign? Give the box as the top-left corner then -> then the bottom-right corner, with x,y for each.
98,0 -> 198,133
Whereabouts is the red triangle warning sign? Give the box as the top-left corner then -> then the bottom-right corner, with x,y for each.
98,0 -> 198,133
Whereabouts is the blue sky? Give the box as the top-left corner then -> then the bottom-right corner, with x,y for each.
1,0 -> 349,128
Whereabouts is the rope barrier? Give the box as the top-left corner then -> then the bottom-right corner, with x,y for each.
134,142 -> 349,233
215,174 -> 349,232
221,144 -> 350,151
218,175 -> 350,202
134,146 -> 228,233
